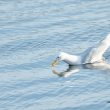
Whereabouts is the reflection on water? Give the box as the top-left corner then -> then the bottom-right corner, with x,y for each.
0,0 -> 110,109
52,62 -> 110,77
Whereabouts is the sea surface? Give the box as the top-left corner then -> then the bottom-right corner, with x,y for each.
0,0 -> 110,110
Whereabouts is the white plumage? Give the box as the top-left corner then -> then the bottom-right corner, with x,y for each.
57,34 -> 110,65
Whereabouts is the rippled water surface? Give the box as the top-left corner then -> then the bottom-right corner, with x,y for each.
0,0 -> 110,110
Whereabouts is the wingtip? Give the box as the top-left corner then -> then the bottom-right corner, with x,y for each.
106,33 -> 110,38
105,33 -> 110,41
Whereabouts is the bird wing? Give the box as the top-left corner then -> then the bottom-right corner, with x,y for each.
84,34 -> 110,63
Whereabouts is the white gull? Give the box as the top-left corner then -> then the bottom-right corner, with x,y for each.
52,34 -> 110,66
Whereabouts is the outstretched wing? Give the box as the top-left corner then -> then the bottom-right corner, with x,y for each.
84,34 -> 110,63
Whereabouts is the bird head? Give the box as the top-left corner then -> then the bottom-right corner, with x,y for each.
51,52 -> 66,67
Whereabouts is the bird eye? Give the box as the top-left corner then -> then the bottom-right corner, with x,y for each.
57,56 -> 60,59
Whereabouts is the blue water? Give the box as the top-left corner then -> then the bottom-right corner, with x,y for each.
0,0 -> 110,110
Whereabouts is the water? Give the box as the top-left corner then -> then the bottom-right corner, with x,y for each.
0,0 -> 110,110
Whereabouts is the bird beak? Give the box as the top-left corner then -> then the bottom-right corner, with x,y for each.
51,57 -> 60,67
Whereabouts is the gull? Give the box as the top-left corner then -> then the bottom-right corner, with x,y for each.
51,34 -> 110,67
